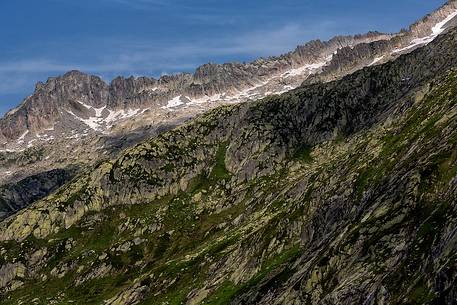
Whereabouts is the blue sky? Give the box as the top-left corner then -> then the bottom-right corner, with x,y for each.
0,0 -> 446,115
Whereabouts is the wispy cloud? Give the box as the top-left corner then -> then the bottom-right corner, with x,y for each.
108,0 -> 169,8
0,21 -> 335,77
90,0 -> 198,11
49,0 -> 177,11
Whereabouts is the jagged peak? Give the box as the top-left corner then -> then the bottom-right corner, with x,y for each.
407,0 -> 457,32
62,69 -> 87,78
33,70 -> 106,94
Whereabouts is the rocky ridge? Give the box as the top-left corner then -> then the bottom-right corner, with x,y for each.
0,32 -> 387,143
308,0 -> 457,84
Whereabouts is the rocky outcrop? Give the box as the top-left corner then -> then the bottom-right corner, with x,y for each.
0,263 -> 26,291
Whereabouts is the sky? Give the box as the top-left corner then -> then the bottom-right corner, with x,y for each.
0,0 -> 447,116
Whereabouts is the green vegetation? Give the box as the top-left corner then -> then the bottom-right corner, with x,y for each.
203,245 -> 301,305
292,144 -> 313,163
210,142 -> 231,181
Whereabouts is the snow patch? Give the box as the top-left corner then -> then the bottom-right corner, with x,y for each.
67,106 -> 141,131
105,108 -> 140,123
27,139 -> 36,148
104,108 -> 141,129
275,85 -> 296,95
17,130 -> 29,143
162,96 -> 185,109
78,101 -> 93,110
393,10 -> 457,54
67,110 -> 103,131
77,100 -> 106,117
282,59 -> 330,78
369,56 -> 385,66
38,134 -> 54,142
94,106 -> 106,117
431,10 -> 457,36
186,94 -> 222,106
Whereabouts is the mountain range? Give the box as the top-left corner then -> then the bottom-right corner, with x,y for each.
1,1 -> 457,304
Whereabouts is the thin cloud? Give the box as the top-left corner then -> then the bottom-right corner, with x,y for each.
0,21 -> 334,67
103,0 -> 177,10
49,0 -> 173,11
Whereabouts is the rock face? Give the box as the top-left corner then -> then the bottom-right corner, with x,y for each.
1,21 -> 457,305
0,71 -> 109,140
0,167 -> 77,220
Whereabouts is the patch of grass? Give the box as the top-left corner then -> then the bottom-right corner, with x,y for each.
210,142 -> 230,181
202,281 -> 239,305
202,245 -> 301,305
292,144 -> 313,163
408,280 -> 436,304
